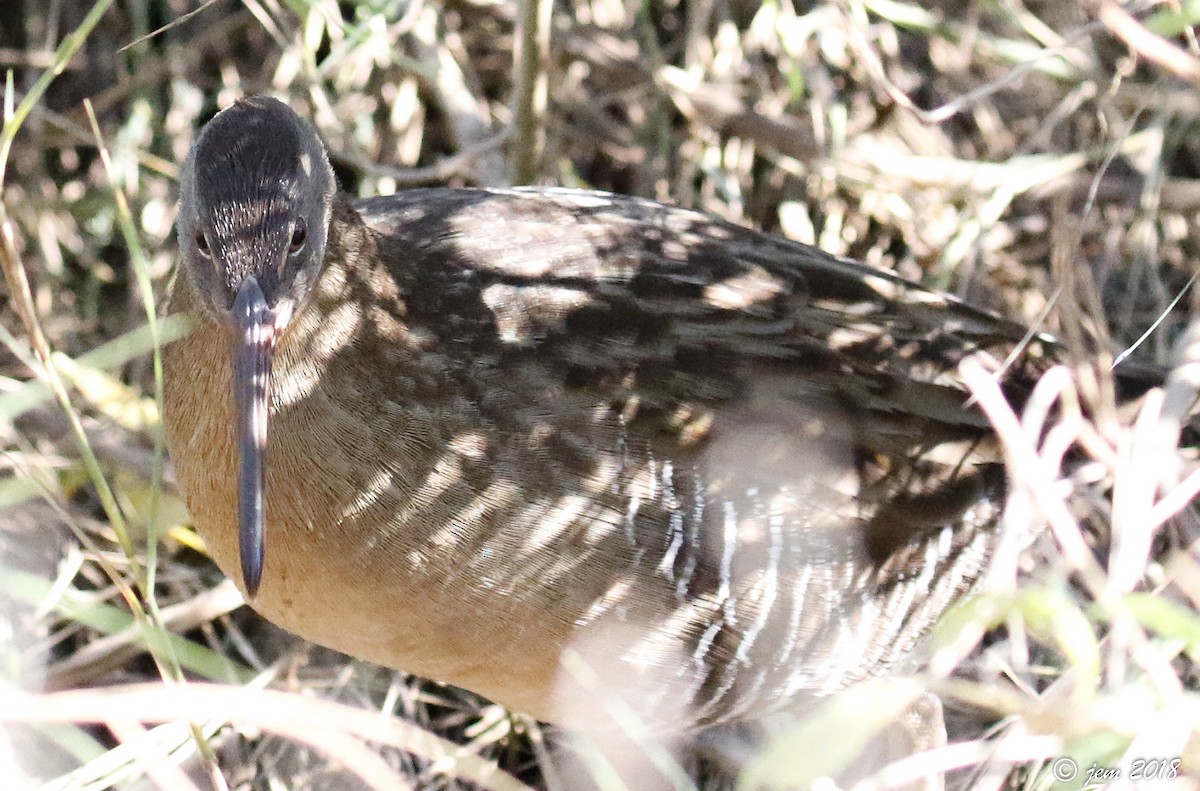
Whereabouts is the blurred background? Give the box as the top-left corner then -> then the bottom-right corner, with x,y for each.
1,0 -> 1199,789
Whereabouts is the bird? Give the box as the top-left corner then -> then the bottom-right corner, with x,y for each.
163,95 -> 1058,732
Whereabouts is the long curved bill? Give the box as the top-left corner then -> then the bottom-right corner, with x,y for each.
231,275 -> 277,598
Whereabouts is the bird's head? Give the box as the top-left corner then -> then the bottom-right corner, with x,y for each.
176,96 -> 336,597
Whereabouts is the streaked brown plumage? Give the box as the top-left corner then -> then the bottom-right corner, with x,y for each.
164,96 -> 1055,729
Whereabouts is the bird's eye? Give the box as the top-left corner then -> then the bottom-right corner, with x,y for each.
195,232 -> 210,256
289,220 -> 307,254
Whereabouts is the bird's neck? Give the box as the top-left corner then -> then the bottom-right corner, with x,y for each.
163,191 -> 451,559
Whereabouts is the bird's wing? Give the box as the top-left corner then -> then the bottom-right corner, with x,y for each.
357,186 -> 1053,456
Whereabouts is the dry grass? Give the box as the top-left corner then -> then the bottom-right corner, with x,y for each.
1,0 -> 1199,789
